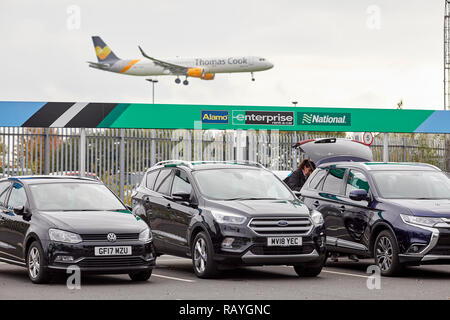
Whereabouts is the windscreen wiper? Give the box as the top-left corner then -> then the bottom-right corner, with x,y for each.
223,197 -> 278,201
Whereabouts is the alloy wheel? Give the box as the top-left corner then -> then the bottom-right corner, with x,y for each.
28,247 -> 40,279
194,238 -> 207,274
376,236 -> 393,272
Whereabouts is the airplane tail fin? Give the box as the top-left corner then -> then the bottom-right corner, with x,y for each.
91,36 -> 120,63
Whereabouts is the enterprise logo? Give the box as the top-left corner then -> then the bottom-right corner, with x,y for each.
232,110 -> 294,126
298,112 -> 351,126
201,110 -> 229,124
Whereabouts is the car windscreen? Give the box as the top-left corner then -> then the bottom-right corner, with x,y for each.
371,170 -> 450,199
192,168 -> 294,201
29,182 -> 126,211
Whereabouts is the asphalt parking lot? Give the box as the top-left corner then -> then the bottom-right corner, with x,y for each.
0,255 -> 449,300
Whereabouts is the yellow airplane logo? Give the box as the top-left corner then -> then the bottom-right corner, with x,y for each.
95,46 -> 111,60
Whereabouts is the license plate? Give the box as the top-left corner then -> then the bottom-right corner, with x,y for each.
94,246 -> 132,256
267,237 -> 302,247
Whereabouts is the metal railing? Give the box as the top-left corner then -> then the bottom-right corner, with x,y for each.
0,128 -> 446,203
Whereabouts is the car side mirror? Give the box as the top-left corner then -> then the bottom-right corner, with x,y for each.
14,206 -> 24,215
349,189 -> 369,201
172,192 -> 191,202
14,206 -> 32,221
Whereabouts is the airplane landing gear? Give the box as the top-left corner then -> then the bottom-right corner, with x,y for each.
251,72 -> 255,81
175,77 -> 181,84
183,79 -> 189,85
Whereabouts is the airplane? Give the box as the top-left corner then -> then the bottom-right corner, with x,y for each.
87,36 -> 274,85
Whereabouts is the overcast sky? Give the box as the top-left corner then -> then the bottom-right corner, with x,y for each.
0,0 -> 445,109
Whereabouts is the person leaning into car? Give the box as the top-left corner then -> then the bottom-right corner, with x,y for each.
284,159 -> 316,191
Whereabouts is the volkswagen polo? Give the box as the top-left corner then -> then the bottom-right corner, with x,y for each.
0,176 -> 155,283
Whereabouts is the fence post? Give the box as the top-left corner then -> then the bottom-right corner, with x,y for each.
383,133 -> 389,162
43,128 -> 50,175
119,129 -> 125,200
446,134 -> 450,173
150,129 -> 156,166
79,128 -> 86,177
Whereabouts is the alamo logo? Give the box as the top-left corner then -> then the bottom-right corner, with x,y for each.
298,112 -> 351,126
201,110 -> 229,124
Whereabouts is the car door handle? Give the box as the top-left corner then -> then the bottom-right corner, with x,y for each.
339,206 -> 346,213
166,203 -> 172,209
313,201 -> 320,208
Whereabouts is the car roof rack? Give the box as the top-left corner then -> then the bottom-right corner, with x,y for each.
189,160 -> 265,169
153,160 -> 265,169
154,160 -> 194,168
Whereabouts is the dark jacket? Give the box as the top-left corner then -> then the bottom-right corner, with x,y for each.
284,169 -> 307,192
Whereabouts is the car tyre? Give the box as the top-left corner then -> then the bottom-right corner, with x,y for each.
374,230 -> 403,277
293,263 -> 323,277
27,241 -> 51,284
129,269 -> 152,281
192,232 -> 219,278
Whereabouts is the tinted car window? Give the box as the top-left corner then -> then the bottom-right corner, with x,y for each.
146,170 -> 159,190
7,183 -> 27,210
193,168 -> 294,201
172,170 -> 192,195
322,167 -> 346,194
29,182 -> 126,211
372,170 -> 450,199
154,169 -> 173,195
346,170 -> 370,196
308,169 -> 327,189
0,181 -> 10,207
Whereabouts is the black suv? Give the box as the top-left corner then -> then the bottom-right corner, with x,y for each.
300,161 -> 450,276
0,176 -> 155,283
131,160 -> 326,278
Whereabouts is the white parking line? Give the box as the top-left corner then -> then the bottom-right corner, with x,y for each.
322,268 -> 369,279
152,273 -> 196,283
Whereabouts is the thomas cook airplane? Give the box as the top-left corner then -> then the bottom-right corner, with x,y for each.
87,36 -> 274,85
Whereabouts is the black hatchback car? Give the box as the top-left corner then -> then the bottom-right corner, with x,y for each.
131,161 -> 326,278
299,161 -> 450,276
0,176 -> 155,283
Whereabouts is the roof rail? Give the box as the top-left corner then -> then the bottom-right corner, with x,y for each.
154,160 -> 265,169
154,160 -> 193,168
190,160 -> 265,169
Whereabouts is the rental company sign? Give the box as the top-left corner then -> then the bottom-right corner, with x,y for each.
0,101 -> 449,133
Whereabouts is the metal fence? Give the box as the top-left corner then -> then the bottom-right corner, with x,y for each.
0,128 -> 446,204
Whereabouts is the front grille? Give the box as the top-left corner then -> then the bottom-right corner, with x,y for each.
250,244 -> 315,255
248,216 -> 312,236
429,234 -> 450,255
78,256 -> 147,268
81,233 -> 139,242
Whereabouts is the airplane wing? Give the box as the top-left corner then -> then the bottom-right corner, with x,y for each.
138,46 -> 188,75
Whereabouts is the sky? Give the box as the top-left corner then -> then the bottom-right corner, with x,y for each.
0,0 -> 445,109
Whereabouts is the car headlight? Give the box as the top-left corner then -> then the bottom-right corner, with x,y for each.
400,214 -> 444,227
211,210 -> 246,225
310,210 -> 324,226
139,228 -> 152,242
49,229 -> 82,244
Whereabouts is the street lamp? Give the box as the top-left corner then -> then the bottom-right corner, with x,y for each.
292,101 -> 298,107
146,78 -> 159,104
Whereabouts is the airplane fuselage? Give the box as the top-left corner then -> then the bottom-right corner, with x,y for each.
92,56 -> 273,76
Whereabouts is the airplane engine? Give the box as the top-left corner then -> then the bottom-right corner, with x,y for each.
201,73 -> 215,80
187,68 -> 203,77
